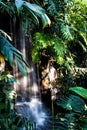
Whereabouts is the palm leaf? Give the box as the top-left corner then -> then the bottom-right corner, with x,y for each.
0,35 -> 29,76
69,87 -> 87,99
0,29 -> 12,41
23,1 -> 51,28
15,0 -> 51,28
56,94 -> 86,113
15,56 -> 28,76
24,5 -> 39,25
1,0 -> 51,28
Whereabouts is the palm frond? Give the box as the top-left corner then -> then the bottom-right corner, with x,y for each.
15,0 -> 51,28
0,35 -> 29,76
0,29 -> 12,41
56,94 -> 86,113
69,87 -> 87,99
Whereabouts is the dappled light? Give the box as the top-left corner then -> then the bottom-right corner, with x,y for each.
0,0 -> 87,129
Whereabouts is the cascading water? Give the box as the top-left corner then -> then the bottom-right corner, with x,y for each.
16,99 -> 52,130
15,66 -> 52,130
12,21 -> 52,129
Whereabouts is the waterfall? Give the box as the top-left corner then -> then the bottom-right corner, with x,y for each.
12,19 -> 52,129
15,61 -> 52,129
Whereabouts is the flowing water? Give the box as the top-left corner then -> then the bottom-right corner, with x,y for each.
13,23 -> 53,129
15,65 -> 53,129
15,98 -> 52,130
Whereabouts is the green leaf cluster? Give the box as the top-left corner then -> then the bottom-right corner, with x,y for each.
32,32 -> 67,65
56,93 -> 87,129
0,35 -> 29,76
0,70 -> 35,129
0,0 -> 51,28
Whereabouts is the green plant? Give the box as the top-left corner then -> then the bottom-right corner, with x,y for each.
0,70 -> 36,130
31,0 -> 87,76
32,32 -> 70,66
0,0 -> 51,28
55,93 -> 87,130
69,86 -> 87,99
0,34 -> 29,76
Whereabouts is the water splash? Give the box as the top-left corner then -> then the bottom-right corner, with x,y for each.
16,98 -> 52,130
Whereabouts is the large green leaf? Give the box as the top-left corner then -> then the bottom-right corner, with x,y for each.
0,35 -> 29,76
0,29 -> 12,41
23,1 -> 51,28
0,0 -> 51,28
69,87 -> 87,99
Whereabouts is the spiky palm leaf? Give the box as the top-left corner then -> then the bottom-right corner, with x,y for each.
0,0 -> 51,28
15,0 -> 51,28
0,35 -> 29,75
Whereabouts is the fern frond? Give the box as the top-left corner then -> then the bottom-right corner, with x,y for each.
44,0 -> 57,15
79,31 -> 87,46
61,24 -> 73,41
32,32 -> 66,65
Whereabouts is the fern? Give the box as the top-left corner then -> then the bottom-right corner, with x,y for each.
44,0 -> 57,15
32,32 -> 67,65
61,24 -> 73,41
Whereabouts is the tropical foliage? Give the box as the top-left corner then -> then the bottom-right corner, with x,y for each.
0,0 -> 51,129
0,0 -> 87,130
31,0 -> 87,129
0,71 -> 35,130
32,0 -> 87,69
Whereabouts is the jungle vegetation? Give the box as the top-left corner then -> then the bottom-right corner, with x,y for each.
0,0 -> 87,129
